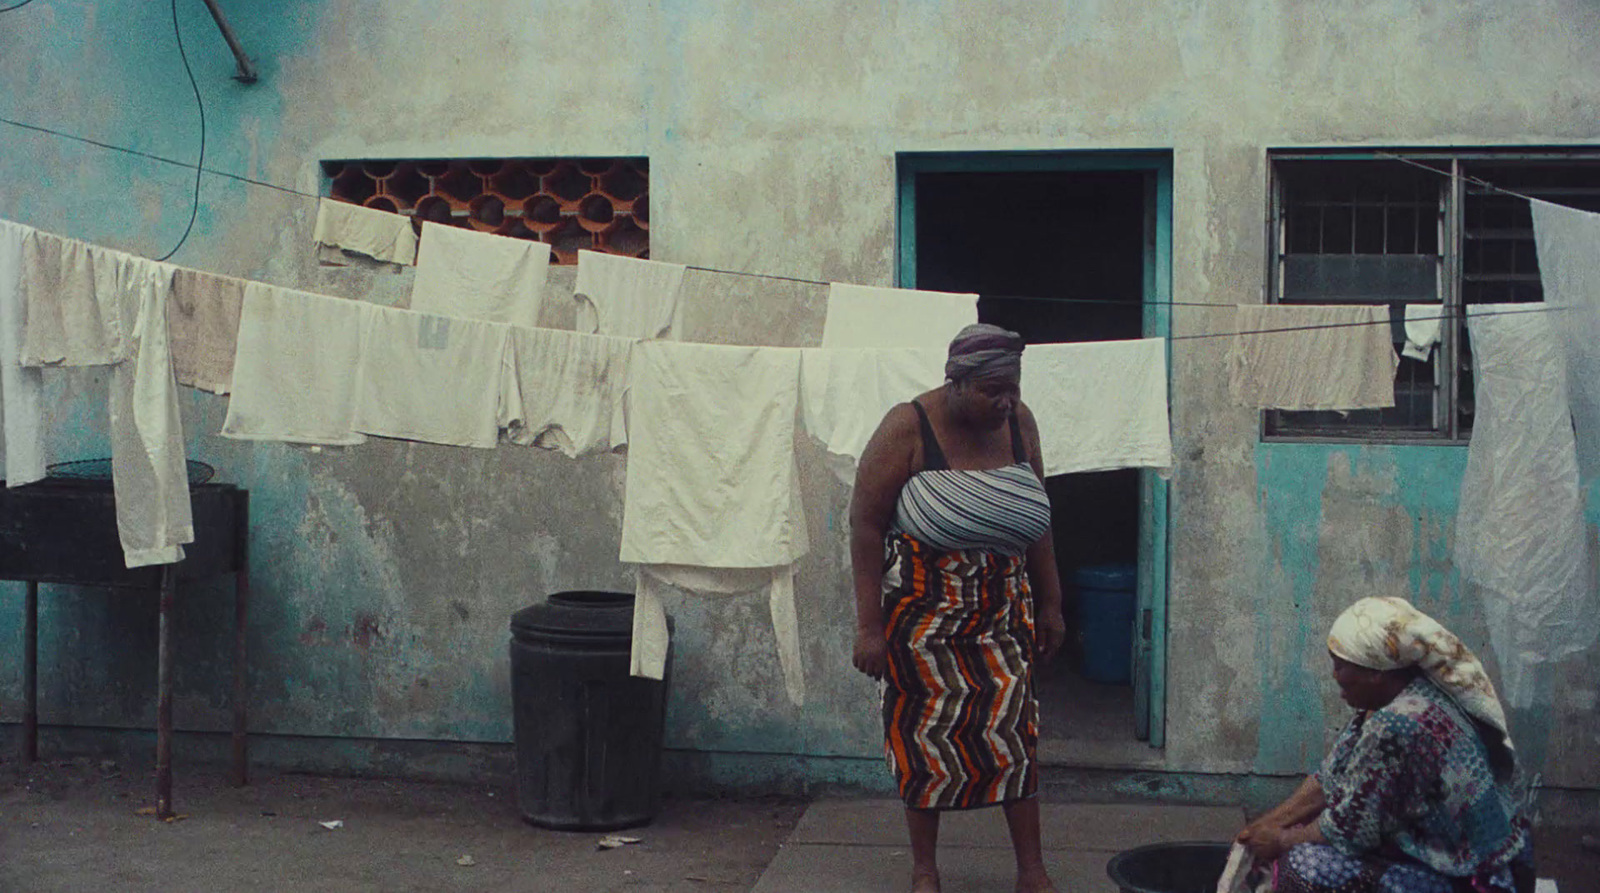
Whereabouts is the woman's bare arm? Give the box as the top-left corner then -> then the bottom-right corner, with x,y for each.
1018,405 -> 1065,660
848,404 -> 917,679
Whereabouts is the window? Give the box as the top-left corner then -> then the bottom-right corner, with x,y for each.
1266,150 -> 1600,441
321,157 -> 648,265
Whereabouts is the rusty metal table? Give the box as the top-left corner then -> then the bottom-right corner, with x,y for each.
0,480 -> 249,818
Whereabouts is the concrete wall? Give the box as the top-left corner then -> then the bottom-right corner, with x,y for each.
2,0 -> 1598,792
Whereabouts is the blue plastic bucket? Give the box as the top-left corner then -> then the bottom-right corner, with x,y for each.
1075,563 -> 1136,684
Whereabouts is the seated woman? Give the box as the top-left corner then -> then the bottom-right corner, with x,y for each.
1237,596 -> 1533,893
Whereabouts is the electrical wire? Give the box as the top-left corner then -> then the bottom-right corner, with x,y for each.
0,0 -> 41,12
155,0 -> 204,263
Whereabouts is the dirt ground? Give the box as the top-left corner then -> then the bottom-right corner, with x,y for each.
0,756 -> 805,893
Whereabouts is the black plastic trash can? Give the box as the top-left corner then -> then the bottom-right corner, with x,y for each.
1105,841 -> 1230,893
509,590 -> 667,831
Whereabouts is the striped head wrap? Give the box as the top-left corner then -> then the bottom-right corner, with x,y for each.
945,323 -> 1024,383
1328,596 -> 1514,758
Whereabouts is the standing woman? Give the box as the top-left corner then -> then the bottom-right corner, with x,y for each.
850,323 -> 1067,893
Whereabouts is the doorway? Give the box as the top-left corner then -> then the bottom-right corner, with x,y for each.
898,152 -> 1171,754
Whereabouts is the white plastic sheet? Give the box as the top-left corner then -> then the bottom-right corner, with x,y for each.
1531,200 -> 1600,480
1455,304 -> 1598,707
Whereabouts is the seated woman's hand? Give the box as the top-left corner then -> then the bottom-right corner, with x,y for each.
1238,823 -> 1294,863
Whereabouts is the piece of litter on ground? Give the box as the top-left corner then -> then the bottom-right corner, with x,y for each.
597,834 -> 642,850
456,855 -> 476,867
684,875 -> 709,882
161,814 -> 189,824
134,807 -> 158,817
1535,880 -> 1558,893
317,819 -> 344,830
260,810 -> 276,817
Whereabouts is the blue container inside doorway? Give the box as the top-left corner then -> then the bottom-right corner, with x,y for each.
1075,563 -> 1136,684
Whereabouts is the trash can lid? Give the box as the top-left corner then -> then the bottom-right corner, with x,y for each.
511,591 -> 636,637
1074,563 -> 1137,590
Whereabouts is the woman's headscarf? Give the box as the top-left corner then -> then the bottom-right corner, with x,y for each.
945,323 -> 1024,384
1328,596 -> 1513,756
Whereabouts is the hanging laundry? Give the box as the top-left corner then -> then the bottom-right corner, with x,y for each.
631,564 -> 805,706
410,222 -> 550,328
1455,303 -> 1597,708
20,230 -> 131,366
1401,304 -> 1445,362
110,262 -> 194,568
168,267 -> 245,394
1531,199 -> 1600,480
799,346 -> 946,484
821,283 -> 977,348
1022,338 -> 1173,477
620,341 -> 808,568
221,285 -> 370,445
0,221 -> 45,486
498,326 -> 635,456
353,306 -> 511,449
1227,304 -> 1397,410
573,249 -> 687,340
312,199 -> 418,269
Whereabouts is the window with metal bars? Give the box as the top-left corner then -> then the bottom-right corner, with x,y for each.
1265,150 -> 1600,442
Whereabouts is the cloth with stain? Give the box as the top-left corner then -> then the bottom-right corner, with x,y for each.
0,220 -> 45,486
167,267 -> 245,394
821,283 -> 977,348
110,261 -> 194,568
353,305 -> 511,449
798,346 -> 947,485
573,249 -> 687,340
410,222 -> 550,328
312,199 -> 418,269
1227,304 -> 1397,410
221,285 -> 371,445
498,326 -> 636,456
20,229 -> 130,366
1021,338 -> 1172,476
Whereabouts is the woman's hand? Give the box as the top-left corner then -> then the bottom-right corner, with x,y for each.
853,625 -> 889,680
1035,605 -> 1066,662
1237,821 -> 1306,863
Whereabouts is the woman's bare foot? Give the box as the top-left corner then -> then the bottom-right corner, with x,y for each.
911,868 -> 941,892
1014,865 -> 1058,893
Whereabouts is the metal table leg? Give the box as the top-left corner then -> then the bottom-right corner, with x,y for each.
22,580 -> 36,762
231,562 -> 249,787
155,566 -> 176,820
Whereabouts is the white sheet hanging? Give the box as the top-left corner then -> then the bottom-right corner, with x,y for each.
1227,304 -> 1397,410
312,199 -> 418,268
573,250 -> 687,340
168,267 -> 245,394
499,326 -> 635,456
798,347 -> 946,484
352,306 -> 510,449
1401,304 -> 1445,362
110,262 -> 195,568
0,221 -> 45,486
820,283 -> 977,349
410,223 -> 550,328
20,231 -> 130,367
1455,303 -> 1597,708
1531,199 -> 1600,480
1021,338 -> 1172,477
221,285 -> 370,445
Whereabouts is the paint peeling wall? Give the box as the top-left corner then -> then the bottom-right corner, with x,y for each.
1,0 -> 1598,790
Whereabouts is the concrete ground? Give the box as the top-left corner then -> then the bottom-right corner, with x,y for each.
0,756 -> 1593,892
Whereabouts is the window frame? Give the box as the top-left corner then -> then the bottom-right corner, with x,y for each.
1262,147 -> 1600,445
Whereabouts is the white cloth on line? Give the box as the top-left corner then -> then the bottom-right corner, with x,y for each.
410,222 -> 550,328
353,306 -> 510,449
20,230 -> 130,366
168,267 -> 245,394
1402,303 -> 1445,361
573,249 -> 687,340
221,285 -> 370,445
799,346 -> 946,484
1456,303 -> 1597,709
1227,304 -> 1397,410
1531,199 -> 1600,479
820,283 -> 977,348
1022,338 -> 1173,476
498,326 -> 635,456
630,563 -> 805,706
110,261 -> 194,568
620,341 -> 808,568
312,199 -> 418,268
0,220 -> 46,486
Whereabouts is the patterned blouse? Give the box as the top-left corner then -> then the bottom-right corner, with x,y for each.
1317,676 -> 1529,879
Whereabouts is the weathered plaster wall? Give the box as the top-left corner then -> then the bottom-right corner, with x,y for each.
1,0 -> 1598,790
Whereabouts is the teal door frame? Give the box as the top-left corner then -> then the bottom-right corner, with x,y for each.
895,150 -> 1173,748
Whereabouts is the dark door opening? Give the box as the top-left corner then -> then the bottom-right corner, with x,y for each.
915,169 -> 1146,745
